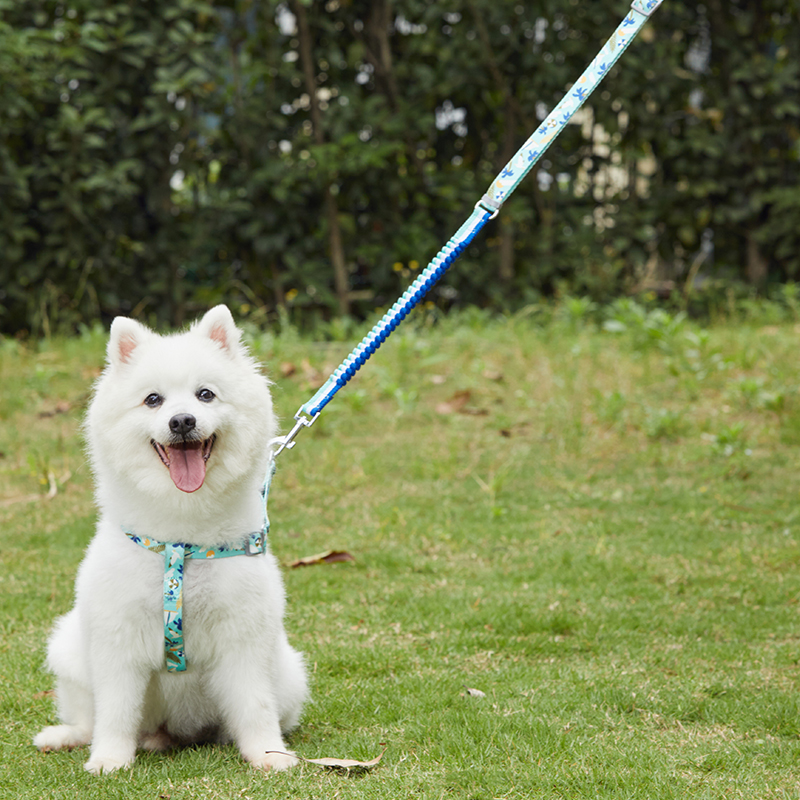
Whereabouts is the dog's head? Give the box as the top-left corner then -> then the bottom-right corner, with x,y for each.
87,305 -> 275,499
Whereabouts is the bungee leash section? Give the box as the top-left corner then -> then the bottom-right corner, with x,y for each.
271,0 -> 666,459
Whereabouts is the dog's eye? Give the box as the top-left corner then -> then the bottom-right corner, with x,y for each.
196,388 -> 216,403
144,393 -> 163,409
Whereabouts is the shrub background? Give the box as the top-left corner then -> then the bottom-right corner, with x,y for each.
1,0 -> 798,335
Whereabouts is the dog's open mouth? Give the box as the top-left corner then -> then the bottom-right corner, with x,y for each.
151,435 -> 216,494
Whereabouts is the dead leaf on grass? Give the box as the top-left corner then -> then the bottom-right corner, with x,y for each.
38,400 -> 72,418
279,362 -> 297,378
266,745 -> 386,773
301,358 -> 326,386
289,550 -> 356,568
33,690 -> 55,700
436,389 -> 488,416
482,368 -> 504,382
436,390 -> 471,415
463,686 -> 487,698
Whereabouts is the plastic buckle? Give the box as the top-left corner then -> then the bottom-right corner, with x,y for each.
630,0 -> 663,18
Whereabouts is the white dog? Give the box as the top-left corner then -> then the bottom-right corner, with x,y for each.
34,305 -> 308,775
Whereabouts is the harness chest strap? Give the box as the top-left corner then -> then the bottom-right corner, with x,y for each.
123,529 -> 267,673
122,458 -> 277,673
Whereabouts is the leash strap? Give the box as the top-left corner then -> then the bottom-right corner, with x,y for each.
273,0 -> 666,457
483,0 -> 664,210
123,529 -> 267,672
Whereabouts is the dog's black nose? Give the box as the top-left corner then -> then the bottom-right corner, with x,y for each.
169,413 -> 197,437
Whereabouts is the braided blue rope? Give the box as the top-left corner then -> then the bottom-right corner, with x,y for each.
274,0 -> 666,452
300,208 -> 490,418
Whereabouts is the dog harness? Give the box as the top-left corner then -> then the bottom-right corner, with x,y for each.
122,462 -> 275,673
123,529 -> 267,672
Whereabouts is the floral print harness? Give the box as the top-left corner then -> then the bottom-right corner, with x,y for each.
123,529 -> 267,672
122,461 -> 275,673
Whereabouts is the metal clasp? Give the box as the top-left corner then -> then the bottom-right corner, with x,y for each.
245,531 -> 266,556
269,410 -> 319,460
475,194 -> 502,220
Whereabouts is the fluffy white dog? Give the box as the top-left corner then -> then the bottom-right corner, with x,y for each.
34,305 -> 308,774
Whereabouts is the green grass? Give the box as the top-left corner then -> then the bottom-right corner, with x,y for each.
3,307 -> 800,798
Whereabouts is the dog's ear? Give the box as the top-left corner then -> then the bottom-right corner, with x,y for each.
108,317 -> 152,368
194,305 -> 242,357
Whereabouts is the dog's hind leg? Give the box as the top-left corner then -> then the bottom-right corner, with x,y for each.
34,675 -> 93,751
140,725 -> 177,753
34,610 -> 94,752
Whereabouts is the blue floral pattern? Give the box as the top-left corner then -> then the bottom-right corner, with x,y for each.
483,0 -> 665,210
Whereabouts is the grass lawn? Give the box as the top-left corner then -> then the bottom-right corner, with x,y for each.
2,303 -> 800,798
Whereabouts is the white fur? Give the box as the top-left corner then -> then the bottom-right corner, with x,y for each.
34,305 -> 308,775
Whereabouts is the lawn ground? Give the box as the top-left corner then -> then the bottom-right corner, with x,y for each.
2,302 -> 800,798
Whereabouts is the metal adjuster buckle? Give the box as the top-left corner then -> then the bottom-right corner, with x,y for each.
475,194 -> 502,220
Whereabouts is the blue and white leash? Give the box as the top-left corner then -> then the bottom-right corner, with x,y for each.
272,0 -> 666,458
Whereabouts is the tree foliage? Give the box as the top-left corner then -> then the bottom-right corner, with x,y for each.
1,0 -> 798,335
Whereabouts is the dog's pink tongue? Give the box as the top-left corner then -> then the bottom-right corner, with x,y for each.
168,444 -> 206,493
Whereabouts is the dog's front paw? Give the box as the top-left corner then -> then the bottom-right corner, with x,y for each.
84,752 -> 134,775
251,750 -> 300,772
